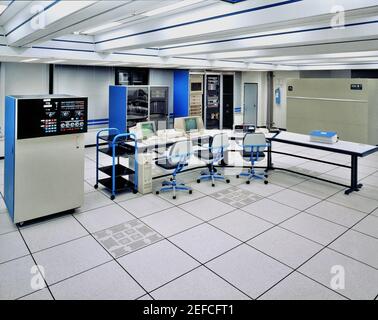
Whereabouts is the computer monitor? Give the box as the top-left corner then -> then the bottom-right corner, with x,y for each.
137,121 -> 156,139
174,116 -> 204,134
185,118 -> 198,132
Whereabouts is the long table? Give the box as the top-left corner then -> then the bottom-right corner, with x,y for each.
267,131 -> 378,195
125,129 -> 378,195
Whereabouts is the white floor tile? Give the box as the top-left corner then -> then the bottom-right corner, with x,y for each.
118,240 -> 199,291
210,210 -> 273,241
157,187 -> 206,205
242,198 -> 300,224
0,255 -> 40,300
206,244 -> 292,299
238,181 -> 284,197
119,194 -> 173,218
76,191 -> 114,213
266,172 -> 307,188
74,204 -> 134,233
179,196 -> 235,221
0,231 -> 29,264
299,248 -> 378,300
295,161 -> 337,175
306,201 -> 367,228
142,207 -> 202,237
20,215 -> 88,253
50,261 -> 144,300
373,208 -> 378,217
259,272 -> 345,300
170,224 -> 240,263
33,236 -> 111,285
290,179 -> 343,199
0,212 -> 17,235
356,185 -> 378,201
269,189 -> 321,211
327,166 -> 374,180
281,213 -> 347,245
353,215 -> 378,238
329,230 -> 378,268
248,227 -> 323,268
151,266 -> 249,300
191,180 -> 232,195
327,191 -> 378,214
19,288 -> 53,300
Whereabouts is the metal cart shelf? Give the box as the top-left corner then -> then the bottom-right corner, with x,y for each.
94,128 -> 138,200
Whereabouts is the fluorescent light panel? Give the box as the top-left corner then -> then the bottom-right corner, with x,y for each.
0,4 -> 8,15
20,58 -> 39,63
82,21 -> 123,34
47,60 -> 65,64
142,0 -> 203,17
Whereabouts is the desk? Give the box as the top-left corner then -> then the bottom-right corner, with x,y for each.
267,131 -> 378,195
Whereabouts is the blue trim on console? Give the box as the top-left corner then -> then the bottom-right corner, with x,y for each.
4,96 -> 16,221
173,70 -> 189,118
109,86 -> 127,133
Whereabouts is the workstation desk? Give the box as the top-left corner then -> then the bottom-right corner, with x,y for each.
266,131 -> 378,195
126,129 -> 378,195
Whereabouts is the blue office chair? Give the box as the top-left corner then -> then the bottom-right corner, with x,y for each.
155,140 -> 193,199
237,132 -> 269,185
195,133 -> 231,187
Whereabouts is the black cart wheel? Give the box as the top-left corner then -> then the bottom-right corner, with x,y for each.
264,180 -> 269,185
173,196 -> 177,200
155,191 -> 160,195
236,175 -> 240,179
197,179 -> 201,183
133,189 -> 138,194
212,183 -> 215,187
246,180 -> 250,185
110,195 -> 115,200
189,190 -> 193,195
226,179 -> 230,184
94,184 -> 98,189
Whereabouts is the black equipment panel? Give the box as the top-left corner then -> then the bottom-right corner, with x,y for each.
17,97 -> 88,140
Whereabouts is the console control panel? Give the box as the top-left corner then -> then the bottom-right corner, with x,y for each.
17,97 -> 88,140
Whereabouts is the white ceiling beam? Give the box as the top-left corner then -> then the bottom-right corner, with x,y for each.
157,18 -> 378,57
0,0 -> 30,25
4,1 -> 100,46
206,39 -> 378,60
95,0 -> 378,52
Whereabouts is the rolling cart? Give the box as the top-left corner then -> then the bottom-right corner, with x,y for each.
94,128 -> 138,200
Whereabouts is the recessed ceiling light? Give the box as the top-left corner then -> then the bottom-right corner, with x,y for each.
20,58 -> 39,63
0,4 -> 8,15
142,0 -> 203,17
47,60 -> 65,64
82,21 -> 123,34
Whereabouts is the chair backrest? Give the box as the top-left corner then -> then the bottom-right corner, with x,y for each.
211,133 -> 229,151
168,140 -> 193,165
243,132 -> 267,147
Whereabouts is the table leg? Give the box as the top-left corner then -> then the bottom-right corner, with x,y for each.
345,155 -> 362,195
267,144 -> 273,171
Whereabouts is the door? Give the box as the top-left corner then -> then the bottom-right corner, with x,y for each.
222,75 -> 234,129
244,83 -> 258,125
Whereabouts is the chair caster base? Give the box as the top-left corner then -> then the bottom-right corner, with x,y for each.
236,175 -> 239,179
189,190 -> 193,195
197,179 -> 201,183
110,195 -> 115,200
94,184 -> 98,189
246,180 -> 250,185
226,179 -> 230,183
173,196 -> 177,200
264,180 -> 269,185
212,184 -> 215,187
155,191 -> 160,195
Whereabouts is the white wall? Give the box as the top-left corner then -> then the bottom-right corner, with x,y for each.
273,71 -> 300,129
240,71 -> 267,126
0,62 -> 50,156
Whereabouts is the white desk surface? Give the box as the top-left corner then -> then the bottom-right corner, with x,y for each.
271,131 -> 378,156
127,129 -> 274,149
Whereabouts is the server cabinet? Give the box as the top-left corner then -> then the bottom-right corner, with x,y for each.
205,74 -> 221,129
222,74 -> 234,129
